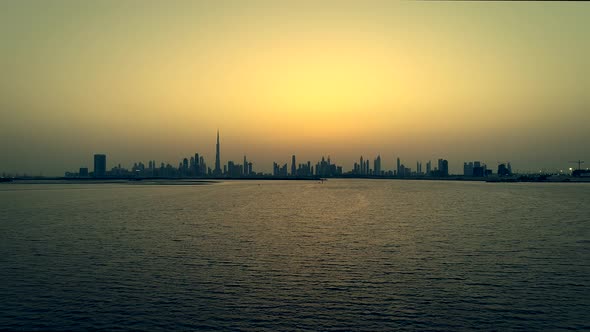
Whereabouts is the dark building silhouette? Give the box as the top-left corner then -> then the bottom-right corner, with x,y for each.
273,162 -> 288,176
473,166 -> 485,177
497,163 -> 512,176
79,167 -> 88,177
416,161 -> 423,175
243,156 -> 249,176
464,162 -> 473,176
295,160 -> 313,176
438,159 -> 449,176
374,155 -> 381,176
227,161 -> 240,177
199,155 -> 207,176
214,130 -> 222,176
395,157 -> 411,177
314,156 -> 341,177
360,156 -> 365,175
291,155 -> 296,176
464,161 -> 487,177
572,169 -> 590,177
182,158 -> 189,175
397,163 -> 411,177
94,154 -> 106,177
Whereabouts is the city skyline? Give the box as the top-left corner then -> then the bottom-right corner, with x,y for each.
1,128 -> 588,177
1,2 -> 589,175
66,131 -> 456,178
1,128 -> 587,177
26,130 -> 579,179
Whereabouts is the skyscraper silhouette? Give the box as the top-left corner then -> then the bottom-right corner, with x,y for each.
214,130 -> 221,176
438,159 -> 449,176
93,154 -> 106,177
243,155 -> 248,176
291,155 -> 296,176
374,155 -> 381,176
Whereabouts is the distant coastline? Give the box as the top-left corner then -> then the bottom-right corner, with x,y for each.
1,175 -> 589,184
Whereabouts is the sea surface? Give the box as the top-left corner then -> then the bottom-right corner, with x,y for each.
1,179 -> 589,331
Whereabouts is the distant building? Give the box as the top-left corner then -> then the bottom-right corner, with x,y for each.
360,156 -> 365,175
94,154 -> 106,177
497,163 -> 512,176
464,161 -> 487,177
437,159 -> 449,176
572,169 -> 590,177
79,167 -> 89,177
227,161 -> 243,177
295,160 -> 313,177
291,155 -> 296,176
472,166 -> 485,177
398,164 -> 406,177
403,166 -> 411,177
315,156 -> 340,177
214,130 -> 222,176
464,162 -> 473,176
243,156 -> 248,176
280,163 -> 287,176
374,155 -> 381,176
273,162 -> 288,176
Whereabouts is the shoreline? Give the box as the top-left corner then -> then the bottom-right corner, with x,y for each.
1,176 -> 589,184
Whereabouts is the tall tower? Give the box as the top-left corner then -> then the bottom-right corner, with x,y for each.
374,155 -> 381,176
360,156 -> 364,175
243,155 -> 248,176
214,130 -> 221,175
291,155 -> 296,176
94,154 -> 106,177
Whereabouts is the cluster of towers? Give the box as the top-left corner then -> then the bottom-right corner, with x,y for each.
68,131 -> 518,179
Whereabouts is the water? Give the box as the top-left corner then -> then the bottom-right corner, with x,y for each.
1,180 -> 589,330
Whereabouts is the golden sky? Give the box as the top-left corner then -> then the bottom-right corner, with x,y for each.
1,1 -> 589,174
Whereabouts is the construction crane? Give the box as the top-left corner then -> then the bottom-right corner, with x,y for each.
569,160 -> 585,170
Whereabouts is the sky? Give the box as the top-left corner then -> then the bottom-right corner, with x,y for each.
1,1 -> 589,175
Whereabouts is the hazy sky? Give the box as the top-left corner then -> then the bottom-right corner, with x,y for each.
1,1 -> 589,175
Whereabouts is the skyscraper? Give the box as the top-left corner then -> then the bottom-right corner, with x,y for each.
93,154 -> 106,177
243,155 -> 248,176
438,159 -> 449,176
374,155 -> 381,176
360,156 -> 364,175
396,157 -> 401,176
214,130 -> 221,176
291,155 -> 296,176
